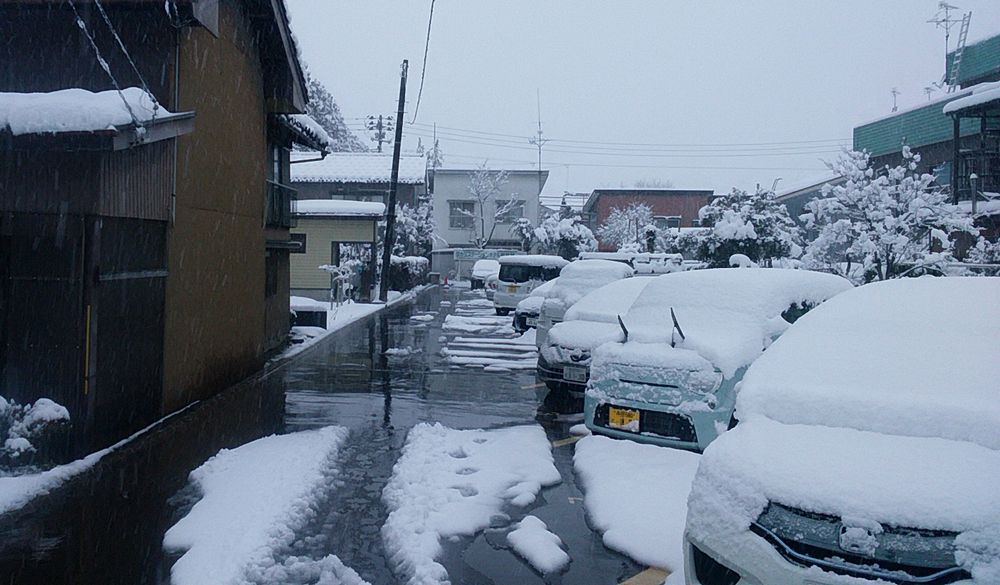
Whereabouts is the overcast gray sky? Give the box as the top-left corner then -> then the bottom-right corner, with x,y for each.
286,1 -> 1000,204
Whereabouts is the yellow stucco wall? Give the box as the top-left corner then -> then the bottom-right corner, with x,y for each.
290,218 -> 377,289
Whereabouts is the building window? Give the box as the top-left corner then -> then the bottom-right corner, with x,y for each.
496,200 -> 525,223
653,215 -> 682,229
329,188 -> 386,203
691,218 -> 702,227
449,201 -> 475,229
290,233 -> 307,253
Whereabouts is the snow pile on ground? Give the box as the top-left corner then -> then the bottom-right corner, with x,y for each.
246,554 -> 368,585
442,331 -> 537,371
0,87 -> 167,135
385,347 -> 418,356
541,259 -> 633,316
381,423 -> 560,585
441,314 -> 512,335
621,268 -> 852,377
290,296 -> 329,312
507,515 -> 570,574
573,435 -> 699,576
1,397 -> 70,461
410,314 -> 435,322
737,277 -> 1000,449
163,427 -> 359,585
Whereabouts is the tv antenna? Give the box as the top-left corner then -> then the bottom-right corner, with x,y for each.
928,2 -> 972,92
891,87 -> 900,112
528,89 -> 550,198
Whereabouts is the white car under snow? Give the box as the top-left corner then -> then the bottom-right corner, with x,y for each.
535,259 -> 635,349
684,276 -> 1000,585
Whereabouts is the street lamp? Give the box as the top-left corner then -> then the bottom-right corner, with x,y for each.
970,173 -> 979,215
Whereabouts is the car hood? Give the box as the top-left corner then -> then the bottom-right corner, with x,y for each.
546,320 -> 623,352
692,416 -> 1000,535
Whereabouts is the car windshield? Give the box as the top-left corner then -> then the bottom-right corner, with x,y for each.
498,264 -> 560,283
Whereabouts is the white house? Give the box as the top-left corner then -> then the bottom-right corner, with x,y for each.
429,168 -> 548,249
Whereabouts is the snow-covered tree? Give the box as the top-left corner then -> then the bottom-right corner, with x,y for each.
391,202 -> 435,257
510,217 -> 536,252
802,148 -> 979,283
696,187 -> 802,268
463,163 -> 519,248
302,70 -> 367,152
533,215 -> 598,260
597,202 -> 654,251
427,138 -> 444,169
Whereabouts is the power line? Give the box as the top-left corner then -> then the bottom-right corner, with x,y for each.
409,0 -> 436,124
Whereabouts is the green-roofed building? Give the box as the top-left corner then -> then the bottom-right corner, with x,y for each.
852,32 -> 1000,187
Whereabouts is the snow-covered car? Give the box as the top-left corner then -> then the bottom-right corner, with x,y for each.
684,277 -> 1000,585
584,268 -> 852,452
513,279 -> 557,334
537,277 -> 655,395
492,255 -> 568,316
484,273 -> 499,301
536,259 -> 634,349
469,259 -> 500,290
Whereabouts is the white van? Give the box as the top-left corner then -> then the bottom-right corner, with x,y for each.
492,255 -> 568,316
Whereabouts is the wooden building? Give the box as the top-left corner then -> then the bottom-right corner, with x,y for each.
0,1 -> 325,453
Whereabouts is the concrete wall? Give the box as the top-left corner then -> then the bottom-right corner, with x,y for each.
163,3 -> 268,413
290,218 -> 377,289
430,170 -> 545,248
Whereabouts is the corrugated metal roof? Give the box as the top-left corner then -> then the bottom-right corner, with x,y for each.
948,33 -> 1000,86
290,152 -> 426,184
853,95 -> 981,157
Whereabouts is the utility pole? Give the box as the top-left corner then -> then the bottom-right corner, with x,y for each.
528,89 -> 549,200
379,60 -> 408,303
367,114 -> 395,153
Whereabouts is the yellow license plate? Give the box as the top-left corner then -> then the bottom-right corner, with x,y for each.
608,407 -> 640,431
507,285 -> 518,293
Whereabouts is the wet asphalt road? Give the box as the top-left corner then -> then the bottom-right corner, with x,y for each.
278,285 -> 643,585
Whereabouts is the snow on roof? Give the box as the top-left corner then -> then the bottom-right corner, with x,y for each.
619,268 -> 853,377
290,151 -> 426,184
280,114 -> 332,150
497,255 -> 569,268
295,199 -> 385,218
856,86 -> 975,127
541,260 -> 634,314
943,81 -> 1000,115
737,276 -> 1000,450
0,87 -> 169,135
775,173 -> 844,199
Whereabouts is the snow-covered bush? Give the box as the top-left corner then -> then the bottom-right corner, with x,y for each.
389,255 -> 429,290
1,396 -> 70,471
532,215 -> 598,260
696,187 -> 802,268
802,148 -> 980,283
509,217 -> 536,252
597,202 -> 654,251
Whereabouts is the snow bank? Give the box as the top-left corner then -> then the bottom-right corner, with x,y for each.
163,427 -> 353,585
574,435 -> 699,574
497,254 -> 569,268
736,277 -> 1000,449
507,515 -> 570,574
290,296 -> 328,311
541,259 -> 633,316
689,416 -> 1000,536
0,87 -> 167,135
381,423 -> 560,585
295,199 -> 386,218
620,268 -> 852,377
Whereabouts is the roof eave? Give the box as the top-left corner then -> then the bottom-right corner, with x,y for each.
1,111 -> 195,151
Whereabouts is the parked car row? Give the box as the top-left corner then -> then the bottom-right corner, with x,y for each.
480,255 -> 999,584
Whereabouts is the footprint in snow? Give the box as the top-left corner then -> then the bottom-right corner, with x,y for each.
453,485 -> 479,497
455,467 -> 479,475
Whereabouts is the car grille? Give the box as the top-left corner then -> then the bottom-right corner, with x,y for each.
751,503 -> 971,584
592,403 -> 697,443
691,545 -> 741,585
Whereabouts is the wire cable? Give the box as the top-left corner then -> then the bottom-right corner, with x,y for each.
92,0 -> 160,121
409,0 -> 436,124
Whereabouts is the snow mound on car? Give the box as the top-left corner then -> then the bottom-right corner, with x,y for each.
737,276 -> 1000,449
541,260 -> 634,315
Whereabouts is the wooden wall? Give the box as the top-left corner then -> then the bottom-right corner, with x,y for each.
289,218 -> 377,290
162,2 -> 268,412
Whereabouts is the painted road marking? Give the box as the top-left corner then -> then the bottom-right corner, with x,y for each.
551,435 -> 583,448
620,567 -> 669,585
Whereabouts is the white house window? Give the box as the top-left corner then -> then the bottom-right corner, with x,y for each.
496,200 -> 525,223
654,215 -> 682,229
449,201 -> 475,229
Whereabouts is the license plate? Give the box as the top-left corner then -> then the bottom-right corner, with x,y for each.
563,365 -> 587,382
526,317 -> 538,326
507,285 -> 518,293
608,406 -> 640,431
